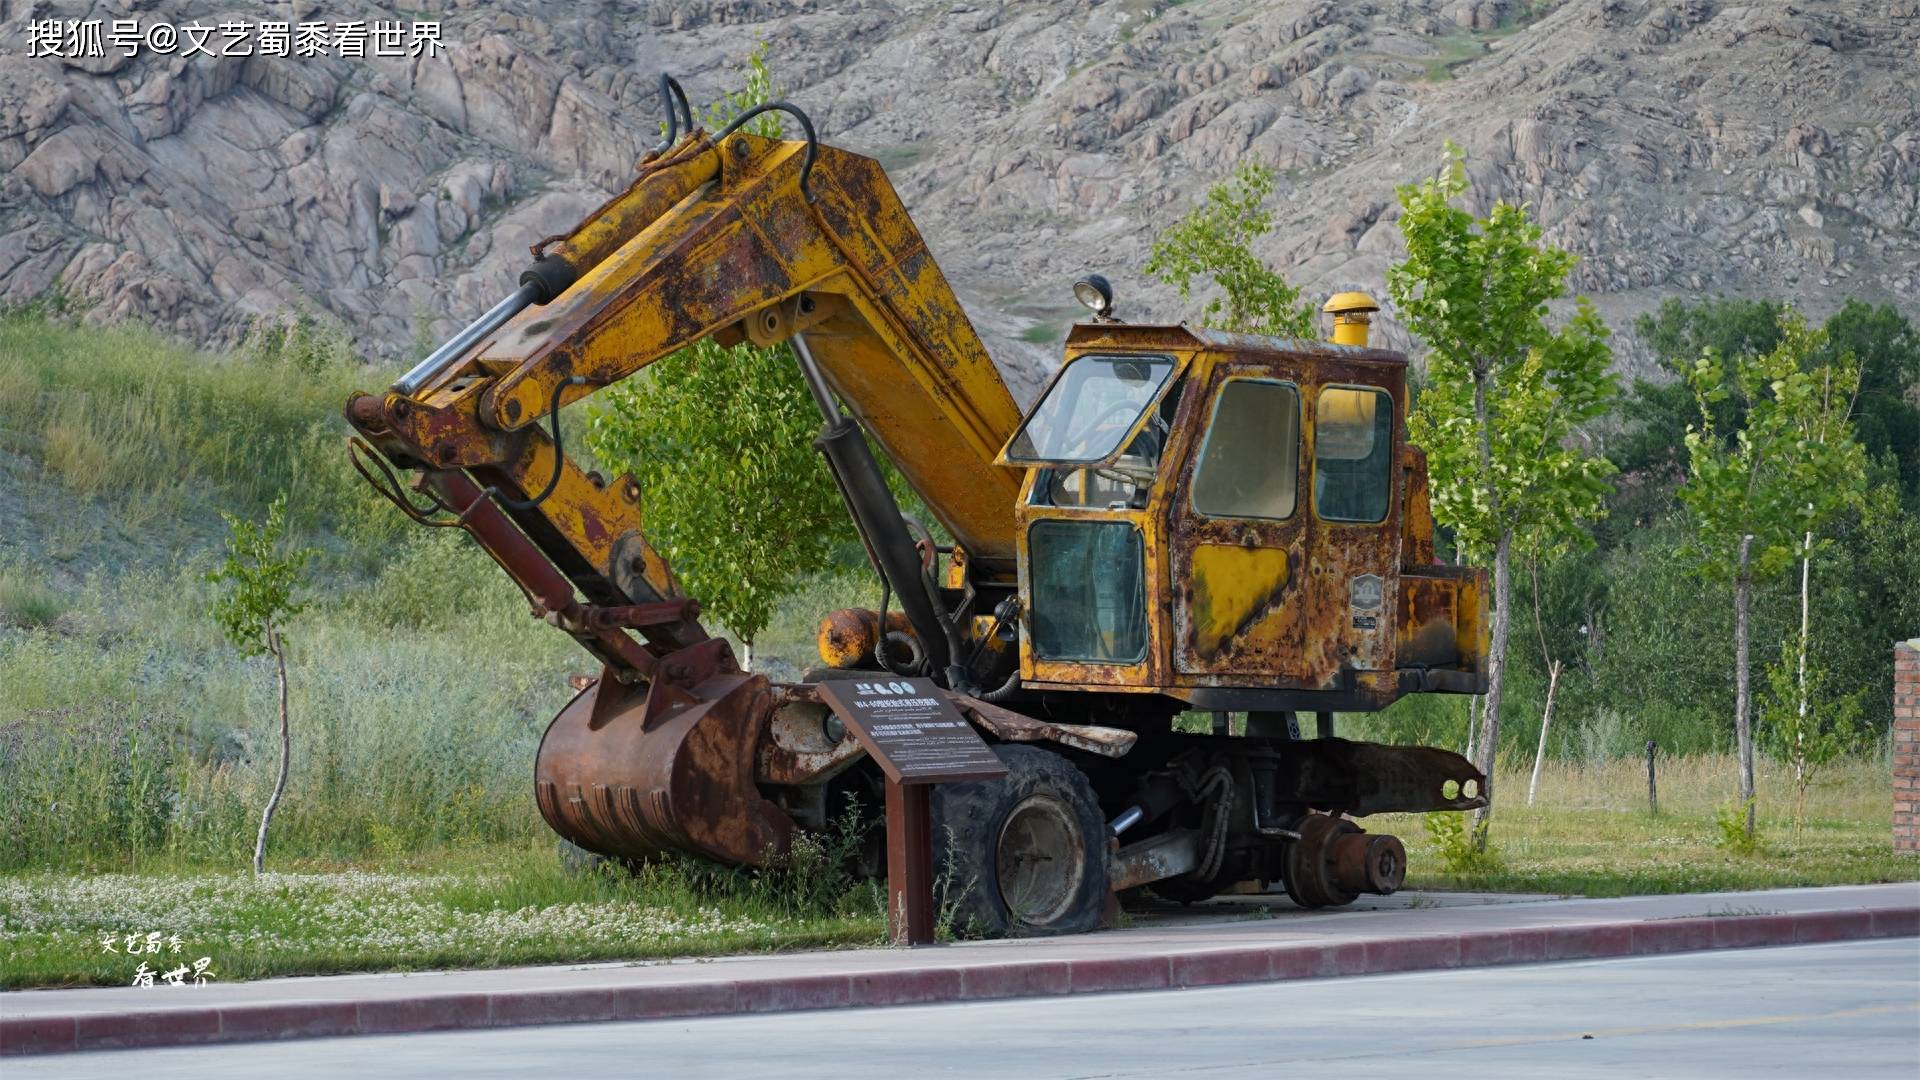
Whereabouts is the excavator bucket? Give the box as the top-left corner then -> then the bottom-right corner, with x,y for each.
534,669 -> 795,866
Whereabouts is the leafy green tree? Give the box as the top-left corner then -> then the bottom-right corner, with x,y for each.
1388,143 -> 1617,848
1616,297 -> 1784,480
1821,299 -> 1920,511
206,493 -> 314,874
1759,641 -> 1866,832
588,337 -> 845,667
1808,485 -> 1920,737
584,46 -> 847,666
1676,311 -> 1868,839
1617,297 -> 1917,511
1145,160 -> 1316,337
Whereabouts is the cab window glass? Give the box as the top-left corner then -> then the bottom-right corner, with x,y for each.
1033,381 -> 1184,510
1314,386 -> 1393,523
1028,520 -> 1147,663
1005,355 -> 1175,465
1191,379 -> 1299,520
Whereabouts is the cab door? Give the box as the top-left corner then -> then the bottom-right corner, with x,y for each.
1169,363 -> 1311,678
1303,381 -> 1402,677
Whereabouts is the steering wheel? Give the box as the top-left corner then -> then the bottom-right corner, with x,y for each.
1058,399 -> 1145,459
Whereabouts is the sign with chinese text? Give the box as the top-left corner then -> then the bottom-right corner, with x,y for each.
814,678 -> 1008,786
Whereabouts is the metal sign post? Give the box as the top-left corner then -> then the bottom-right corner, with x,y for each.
814,677 -> 1007,946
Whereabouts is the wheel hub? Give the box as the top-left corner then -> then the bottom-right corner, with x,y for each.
995,795 -> 1087,926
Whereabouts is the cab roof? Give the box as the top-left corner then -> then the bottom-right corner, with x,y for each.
1061,321 -> 1407,367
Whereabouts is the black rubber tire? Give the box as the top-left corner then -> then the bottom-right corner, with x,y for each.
930,745 -> 1108,938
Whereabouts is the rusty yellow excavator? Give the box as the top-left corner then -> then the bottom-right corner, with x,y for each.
346,80 -> 1489,936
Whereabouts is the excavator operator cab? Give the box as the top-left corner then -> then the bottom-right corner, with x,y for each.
996,296 -> 1457,710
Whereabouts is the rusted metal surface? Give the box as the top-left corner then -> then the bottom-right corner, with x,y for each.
1012,326 -> 1487,716
1283,812 -> 1402,908
341,117 -> 1500,923
465,136 -> 1024,566
1399,444 -> 1437,567
951,694 -> 1138,758
817,608 -> 913,670
753,685 -> 866,786
535,667 -> 794,867
1396,572 -> 1464,669
1111,828 -> 1203,893
1331,830 -> 1406,895
1274,737 -> 1486,816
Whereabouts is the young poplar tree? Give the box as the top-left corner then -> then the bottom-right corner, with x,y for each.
1145,160 -> 1317,337
586,49 -> 847,666
1677,312 -> 1867,839
206,493 -> 313,875
1388,144 -> 1617,848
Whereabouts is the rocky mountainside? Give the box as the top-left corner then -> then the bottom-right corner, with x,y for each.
4,0 -> 1916,393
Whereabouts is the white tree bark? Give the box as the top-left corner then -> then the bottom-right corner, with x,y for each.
1733,534 -> 1757,838
1474,528 -> 1513,847
253,622 -> 291,876
1468,366 -> 1510,850
1795,527 -> 1812,790
1465,694 -> 1481,762
1528,659 -> 1561,806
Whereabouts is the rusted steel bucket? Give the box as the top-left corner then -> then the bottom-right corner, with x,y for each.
534,670 -> 794,866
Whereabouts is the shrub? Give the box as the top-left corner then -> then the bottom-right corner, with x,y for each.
1423,811 -> 1503,874
1713,799 -> 1763,855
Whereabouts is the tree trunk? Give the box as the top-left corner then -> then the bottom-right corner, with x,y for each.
742,638 -> 754,672
1794,529 -> 1812,793
1733,535 -> 1756,839
1467,368 -> 1508,852
253,623 -> 292,876
1465,694 -> 1481,762
1527,659 -> 1561,806
1472,527 -> 1513,849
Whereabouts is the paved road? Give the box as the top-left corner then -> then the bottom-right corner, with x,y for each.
14,939 -> 1918,1078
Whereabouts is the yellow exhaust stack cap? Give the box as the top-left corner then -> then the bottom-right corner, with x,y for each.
1323,291 -> 1379,347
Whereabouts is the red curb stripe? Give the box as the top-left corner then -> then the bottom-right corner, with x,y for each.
75,1007 -> 220,1052
357,992 -> 491,1035
1172,948 -> 1273,987
849,967 -> 964,1007
611,980 -> 738,1021
0,1015 -> 76,1055
735,973 -> 852,1014
1792,909 -> 1869,944
218,1002 -> 358,1044
5,905 -> 1912,1057
1065,955 -> 1171,994
1871,907 -> 1920,938
956,960 -> 1071,1001
1629,916 -> 1717,955
1364,933 -> 1461,974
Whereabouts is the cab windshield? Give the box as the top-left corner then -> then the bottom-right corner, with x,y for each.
1004,355 -> 1175,465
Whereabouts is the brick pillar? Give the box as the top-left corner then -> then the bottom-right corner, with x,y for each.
1896,640 -> 1920,852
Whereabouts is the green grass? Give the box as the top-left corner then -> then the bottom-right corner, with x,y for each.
0,842 -> 886,989
0,310 -> 371,534
0,562 -> 66,627
2,309 -> 1913,989
1384,755 -> 1918,896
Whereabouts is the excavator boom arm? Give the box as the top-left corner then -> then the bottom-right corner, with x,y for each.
348,121 -> 1026,685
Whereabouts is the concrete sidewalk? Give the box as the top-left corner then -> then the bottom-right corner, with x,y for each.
5,883 -> 1915,1057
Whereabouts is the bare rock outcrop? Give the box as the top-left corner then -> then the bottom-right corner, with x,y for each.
2,0 -> 1915,383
